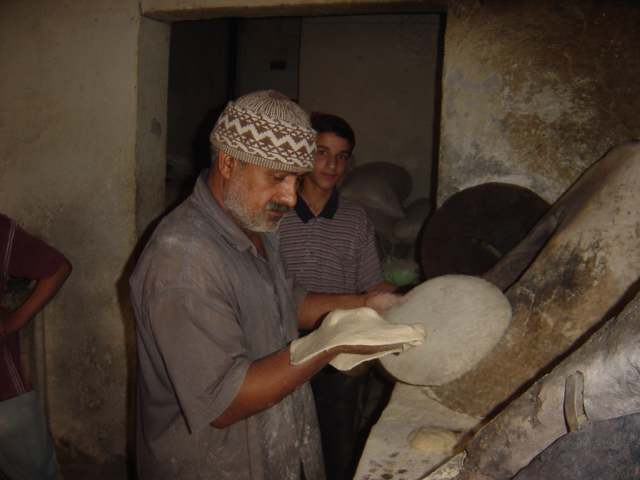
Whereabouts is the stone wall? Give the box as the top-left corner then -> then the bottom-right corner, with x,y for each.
0,0 -> 145,461
438,0 -> 640,204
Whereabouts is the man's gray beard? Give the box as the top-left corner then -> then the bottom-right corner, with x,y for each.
222,178 -> 290,233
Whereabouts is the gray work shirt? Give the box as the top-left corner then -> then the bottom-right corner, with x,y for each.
130,173 -> 324,480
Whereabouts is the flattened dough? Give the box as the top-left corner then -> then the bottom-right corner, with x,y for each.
408,427 -> 459,456
290,307 -> 427,371
380,275 -> 511,386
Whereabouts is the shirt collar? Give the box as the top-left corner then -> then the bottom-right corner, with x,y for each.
192,170 -> 276,257
294,189 -> 339,223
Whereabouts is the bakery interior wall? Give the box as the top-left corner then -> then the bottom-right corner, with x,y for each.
0,0 -> 169,469
439,0 -> 639,206
0,0 -> 638,471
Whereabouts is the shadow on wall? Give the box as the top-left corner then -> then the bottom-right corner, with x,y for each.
114,212 -> 172,480
166,105 -> 226,212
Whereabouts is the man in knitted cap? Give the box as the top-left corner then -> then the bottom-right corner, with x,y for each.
130,91 -> 404,480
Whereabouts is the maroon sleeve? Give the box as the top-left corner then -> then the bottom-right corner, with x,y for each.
1,214 -> 66,282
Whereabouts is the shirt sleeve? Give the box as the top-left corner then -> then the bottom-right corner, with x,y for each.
145,283 -> 252,433
355,214 -> 386,292
282,256 -> 309,315
5,217 -> 66,281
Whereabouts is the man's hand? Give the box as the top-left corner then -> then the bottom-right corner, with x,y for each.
362,291 -> 406,315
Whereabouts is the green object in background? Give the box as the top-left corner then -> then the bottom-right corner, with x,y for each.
382,258 -> 420,286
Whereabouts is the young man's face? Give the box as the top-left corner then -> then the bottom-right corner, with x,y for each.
307,132 -> 352,192
223,160 -> 304,233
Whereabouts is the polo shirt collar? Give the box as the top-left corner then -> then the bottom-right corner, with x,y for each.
294,189 -> 339,223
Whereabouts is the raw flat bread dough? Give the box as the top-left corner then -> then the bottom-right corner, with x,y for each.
380,275 -> 511,386
289,307 -> 427,371
408,427 -> 459,456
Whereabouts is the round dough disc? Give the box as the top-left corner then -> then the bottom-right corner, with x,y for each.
380,275 -> 511,386
408,427 -> 459,456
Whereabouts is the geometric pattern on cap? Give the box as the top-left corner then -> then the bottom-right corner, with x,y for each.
210,90 -> 316,173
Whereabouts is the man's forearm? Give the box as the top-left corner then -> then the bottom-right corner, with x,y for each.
210,345 -> 335,428
210,340 -> 401,428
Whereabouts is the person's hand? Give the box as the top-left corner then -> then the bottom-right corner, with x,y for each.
362,291 -> 406,315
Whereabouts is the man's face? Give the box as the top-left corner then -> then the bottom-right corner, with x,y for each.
223,160 -> 304,233
307,132 -> 352,192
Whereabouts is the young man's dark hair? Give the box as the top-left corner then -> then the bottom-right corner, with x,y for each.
311,113 -> 356,152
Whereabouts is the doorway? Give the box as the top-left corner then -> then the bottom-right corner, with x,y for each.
165,13 -> 444,213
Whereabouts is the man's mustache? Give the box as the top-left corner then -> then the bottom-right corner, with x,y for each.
265,202 -> 291,214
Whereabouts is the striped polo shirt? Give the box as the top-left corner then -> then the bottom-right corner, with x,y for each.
278,190 -> 385,294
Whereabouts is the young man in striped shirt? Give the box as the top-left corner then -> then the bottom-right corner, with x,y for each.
279,114 -> 396,480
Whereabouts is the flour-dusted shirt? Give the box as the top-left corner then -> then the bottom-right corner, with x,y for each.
279,191 -> 385,295
129,173 -> 323,480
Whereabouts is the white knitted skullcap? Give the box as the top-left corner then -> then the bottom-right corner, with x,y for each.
210,90 -> 316,173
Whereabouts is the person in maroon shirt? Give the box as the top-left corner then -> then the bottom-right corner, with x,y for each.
0,213 -> 72,480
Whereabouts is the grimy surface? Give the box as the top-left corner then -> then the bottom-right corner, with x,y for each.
424,287 -> 640,480
432,141 -> 640,418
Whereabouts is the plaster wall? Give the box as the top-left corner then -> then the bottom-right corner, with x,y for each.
236,18 -> 302,100
0,0 -> 164,462
299,14 -> 440,204
438,0 -> 640,205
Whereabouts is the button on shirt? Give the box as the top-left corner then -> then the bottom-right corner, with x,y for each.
129,173 -> 323,480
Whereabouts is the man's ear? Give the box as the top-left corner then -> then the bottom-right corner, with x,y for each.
217,151 -> 236,180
